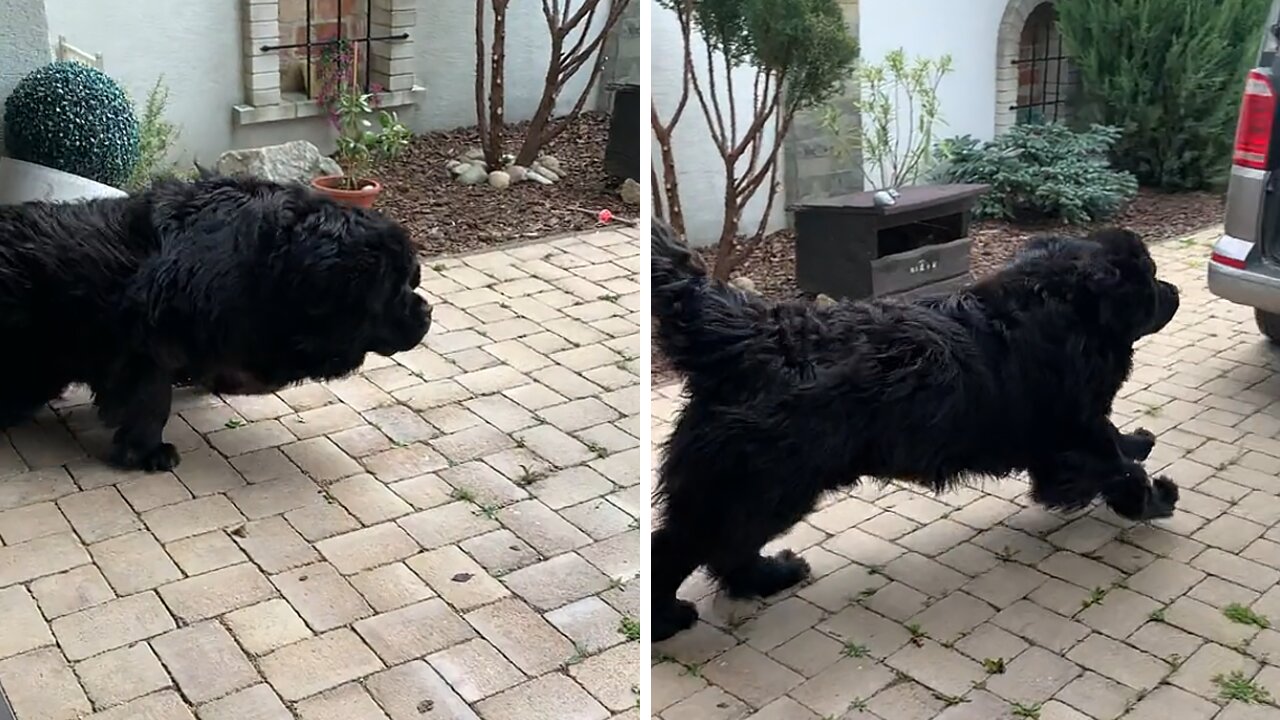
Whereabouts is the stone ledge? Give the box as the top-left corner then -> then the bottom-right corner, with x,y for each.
232,85 -> 425,126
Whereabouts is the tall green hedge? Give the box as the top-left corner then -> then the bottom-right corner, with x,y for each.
1056,0 -> 1272,190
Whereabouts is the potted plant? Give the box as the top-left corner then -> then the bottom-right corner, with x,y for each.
0,60 -> 139,203
310,40 -> 411,208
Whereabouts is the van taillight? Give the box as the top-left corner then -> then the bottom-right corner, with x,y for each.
1234,69 -> 1276,170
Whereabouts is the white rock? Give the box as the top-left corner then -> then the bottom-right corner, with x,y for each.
815,293 -> 838,308
448,161 -> 469,176
729,276 -> 758,294
538,155 -> 563,174
458,165 -> 488,185
507,165 -> 528,183
525,170 -> 554,186
872,190 -> 897,207
531,163 -> 560,183
463,147 -> 485,161
488,170 -> 511,189
620,177 -> 640,204
215,140 -> 341,184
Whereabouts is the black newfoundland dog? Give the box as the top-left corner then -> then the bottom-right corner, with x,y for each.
0,174 -> 431,472
651,220 -> 1181,641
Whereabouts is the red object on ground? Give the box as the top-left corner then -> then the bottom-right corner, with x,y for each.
598,208 -> 614,224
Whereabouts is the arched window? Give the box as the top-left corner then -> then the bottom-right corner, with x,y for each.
1013,3 -> 1069,124
994,0 -> 1077,135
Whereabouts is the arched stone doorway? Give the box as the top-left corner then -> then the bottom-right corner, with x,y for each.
994,0 -> 1076,135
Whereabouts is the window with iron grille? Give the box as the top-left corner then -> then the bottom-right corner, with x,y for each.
265,0 -> 409,98
1011,2 -> 1070,124
237,0 -> 419,125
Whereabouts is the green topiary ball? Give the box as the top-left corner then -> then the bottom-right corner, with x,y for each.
3,61 -> 141,188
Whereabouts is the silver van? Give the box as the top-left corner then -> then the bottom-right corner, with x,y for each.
1207,0 -> 1280,340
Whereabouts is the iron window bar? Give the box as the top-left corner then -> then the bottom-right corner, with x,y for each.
258,0 -> 410,98
1009,8 -> 1068,123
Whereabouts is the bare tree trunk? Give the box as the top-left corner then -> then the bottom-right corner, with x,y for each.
483,0 -> 510,169
650,0 -> 695,239
474,0 -> 489,157
651,110 -> 687,237
513,0 -> 631,167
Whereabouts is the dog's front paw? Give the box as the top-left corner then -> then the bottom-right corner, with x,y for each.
724,549 -> 812,599
111,442 -> 181,472
653,598 -> 698,643
1122,428 -> 1157,462
1148,475 -> 1179,518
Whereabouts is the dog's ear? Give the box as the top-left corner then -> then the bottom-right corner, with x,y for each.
1084,228 -> 1161,339
1089,228 -> 1146,261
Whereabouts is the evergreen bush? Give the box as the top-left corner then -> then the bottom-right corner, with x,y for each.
1056,0 -> 1271,189
931,123 -> 1138,224
3,61 -> 141,188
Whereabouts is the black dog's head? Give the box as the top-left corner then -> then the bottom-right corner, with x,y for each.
134,175 -> 432,394
1016,228 -> 1179,342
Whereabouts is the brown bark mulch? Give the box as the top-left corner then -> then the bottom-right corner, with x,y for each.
652,188 -> 1226,386
375,111 -> 638,257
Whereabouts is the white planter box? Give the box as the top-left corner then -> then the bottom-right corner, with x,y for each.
0,157 -> 126,204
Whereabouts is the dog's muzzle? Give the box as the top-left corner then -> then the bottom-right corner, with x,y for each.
370,291 -> 431,356
1144,280 -> 1180,336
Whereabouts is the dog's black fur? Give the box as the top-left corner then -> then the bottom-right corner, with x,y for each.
650,221 -> 1181,641
0,174 -> 431,471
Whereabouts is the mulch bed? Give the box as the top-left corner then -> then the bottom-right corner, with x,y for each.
375,111 -> 638,257
653,188 -> 1225,385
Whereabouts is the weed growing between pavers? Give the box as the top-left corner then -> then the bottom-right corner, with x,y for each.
1213,670 -> 1271,703
1223,603 -> 1270,629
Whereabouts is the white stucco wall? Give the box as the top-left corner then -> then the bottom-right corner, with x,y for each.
414,0 -> 608,131
859,0 -> 1008,146
41,0 -> 612,166
0,0 -> 52,154
650,0 -> 786,248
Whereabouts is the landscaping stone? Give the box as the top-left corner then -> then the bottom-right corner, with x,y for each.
458,164 -> 489,185
526,169 -> 554,186
538,155 -> 563,174
620,177 -> 640,204
488,170 -> 512,189
215,140 -> 341,184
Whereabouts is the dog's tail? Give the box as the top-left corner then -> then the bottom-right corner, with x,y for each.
651,220 -> 766,380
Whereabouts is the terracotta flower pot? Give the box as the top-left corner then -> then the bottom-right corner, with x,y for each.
310,175 -> 382,208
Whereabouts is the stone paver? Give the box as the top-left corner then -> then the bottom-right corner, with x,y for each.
0,229 -> 639,718
652,227 -> 1280,719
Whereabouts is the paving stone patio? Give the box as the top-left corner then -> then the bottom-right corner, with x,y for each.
0,227 -> 641,720
651,227 -> 1280,720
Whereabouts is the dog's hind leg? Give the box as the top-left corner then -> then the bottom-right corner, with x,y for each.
711,547 -> 812,600
92,360 -> 179,472
704,494 -> 817,602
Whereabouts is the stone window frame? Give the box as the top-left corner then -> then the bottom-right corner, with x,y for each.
994,0 -> 1075,136
236,0 -> 423,126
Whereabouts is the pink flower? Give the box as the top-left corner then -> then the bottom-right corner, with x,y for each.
598,209 -> 614,224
